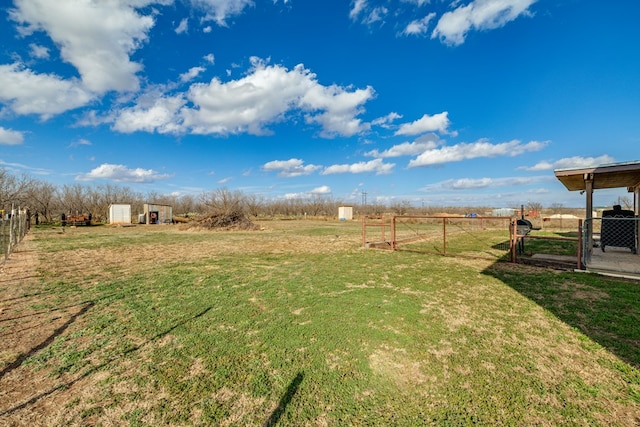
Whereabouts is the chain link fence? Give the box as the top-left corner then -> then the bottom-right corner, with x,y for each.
1,207 -> 30,264
583,216 -> 639,275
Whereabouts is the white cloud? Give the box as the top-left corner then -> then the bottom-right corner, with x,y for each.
422,175 -> 551,191
521,155 -> 615,171
446,177 -> 494,189
0,63 -> 94,118
192,0 -> 255,26
401,0 -> 430,6
113,91 -> 186,134
76,163 -> 171,183
432,0 -> 537,46
310,185 -> 331,195
367,134 -> 440,158
408,139 -> 547,168
203,53 -> 215,64
262,158 -> 322,177
176,58 -> 374,137
371,112 -> 402,128
363,6 -> 388,25
29,43 -> 49,59
300,81 -> 374,138
349,0 -> 368,21
322,158 -> 395,175
395,112 -> 453,136
348,0 -> 387,25
0,127 -> 25,145
180,66 -> 205,82
402,13 -> 436,36
68,138 -> 92,148
284,185 -> 332,200
10,0 -> 156,93
175,18 -> 189,34
0,159 -> 50,175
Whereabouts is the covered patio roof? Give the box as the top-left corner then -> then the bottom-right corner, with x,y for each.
554,161 -> 640,270
554,160 -> 640,192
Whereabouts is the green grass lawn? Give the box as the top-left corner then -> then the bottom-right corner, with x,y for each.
1,221 -> 639,425
520,231 -> 580,257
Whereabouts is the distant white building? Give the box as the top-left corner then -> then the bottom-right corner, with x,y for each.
109,204 -> 132,225
338,206 -> 353,221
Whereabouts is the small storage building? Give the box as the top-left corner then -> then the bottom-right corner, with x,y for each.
338,206 -> 353,221
109,204 -> 132,225
143,203 -> 173,224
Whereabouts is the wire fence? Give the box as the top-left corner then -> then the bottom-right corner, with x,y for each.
363,215 -> 513,260
1,207 -> 30,264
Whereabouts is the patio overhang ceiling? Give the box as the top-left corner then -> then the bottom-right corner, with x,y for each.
554,161 -> 640,192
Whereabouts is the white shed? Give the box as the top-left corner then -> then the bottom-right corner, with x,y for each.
109,204 -> 132,225
338,206 -> 353,221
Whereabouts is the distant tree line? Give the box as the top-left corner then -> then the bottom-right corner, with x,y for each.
0,168 -> 632,224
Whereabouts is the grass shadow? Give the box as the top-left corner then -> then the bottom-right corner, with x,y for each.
0,302 -> 94,380
263,372 -> 304,427
484,263 -> 640,369
0,306 -> 212,417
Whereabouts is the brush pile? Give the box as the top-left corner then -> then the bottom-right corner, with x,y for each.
187,209 -> 259,231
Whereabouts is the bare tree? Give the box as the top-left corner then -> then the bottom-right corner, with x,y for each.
549,202 -> 564,214
173,194 -> 199,216
526,201 -> 543,217
57,184 -> 92,217
390,200 -> 412,215
244,193 -> 264,217
25,180 -> 57,222
202,188 -> 247,215
0,168 -> 34,210
613,196 -> 633,210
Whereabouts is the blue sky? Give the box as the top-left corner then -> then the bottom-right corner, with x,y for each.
1,0 -> 639,208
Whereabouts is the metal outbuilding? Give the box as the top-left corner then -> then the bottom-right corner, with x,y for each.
142,203 -> 173,224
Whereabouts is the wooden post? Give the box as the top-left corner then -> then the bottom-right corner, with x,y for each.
442,217 -> 447,255
584,173 -> 594,257
391,216 -> 396,251
510,219 -> 517,263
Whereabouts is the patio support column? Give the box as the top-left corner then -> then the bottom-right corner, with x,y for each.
584,173 -> 594,253
633,185 -> 640,253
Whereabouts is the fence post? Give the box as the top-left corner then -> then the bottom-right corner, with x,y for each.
510,219 -> 516,262
17,207 -> 23,246
391,216 -> 396,251
442,217 -> 447,255
1,214 -> 5,262
8,205 -> 15,255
